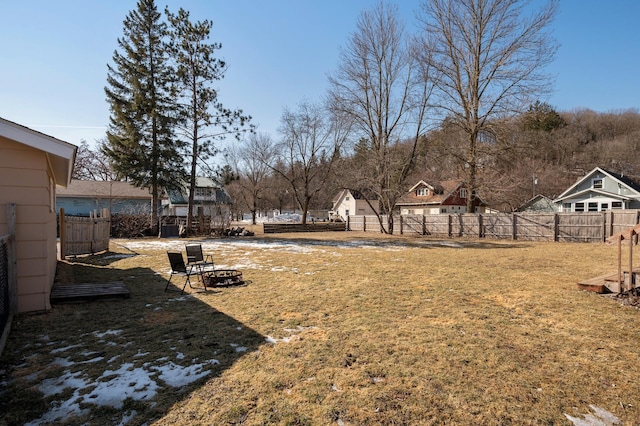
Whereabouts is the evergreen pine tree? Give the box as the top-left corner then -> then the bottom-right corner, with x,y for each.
104,0 -> 185,230
166,7 -> 252,234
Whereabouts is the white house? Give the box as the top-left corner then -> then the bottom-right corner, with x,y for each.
329,189 -> 378,221
554,167 -> 640,212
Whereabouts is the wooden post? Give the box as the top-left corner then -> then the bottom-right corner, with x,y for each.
399,215 -> 403,235
59,208 -> 66,260
618,235 -> 623,291
554,213 -> 559,242
422,214 -> 426,236
478,214 -> 483,238
448,215 -> 452,238
346,215 -> 350,231
512,213 -> 517,240
629,230 -> 634,291
602,211 -> 607,243
89,210 -> 95,254
363,216 -> 366,233
609,210 -> 614,239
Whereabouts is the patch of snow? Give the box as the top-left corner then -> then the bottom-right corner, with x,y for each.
150,361 -> 213,387
51,344 -> 81,354
94,329 -> 123,339
24,392 -> 89,426
86,363 -> 158,409
79,356 -> 105,364
117,410 -> 138,426
230,343 -> 248,353
565,405 -> 621,426
51,357 -> 74,367
39,370 -> 87,397
265,336 -> 278,344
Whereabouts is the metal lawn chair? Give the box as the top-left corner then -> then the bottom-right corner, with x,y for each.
185,244 -> 215,279
165,251 -> 198,294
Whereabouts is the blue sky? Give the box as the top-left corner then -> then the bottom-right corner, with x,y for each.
0,0 -> 638,150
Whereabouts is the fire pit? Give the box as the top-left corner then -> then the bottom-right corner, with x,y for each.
203,269 -> 245,288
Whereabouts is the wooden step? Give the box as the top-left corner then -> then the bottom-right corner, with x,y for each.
51,282 -> 130,303
577,273 -> 619,294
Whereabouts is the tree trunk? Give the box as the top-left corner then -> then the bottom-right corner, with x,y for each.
467,131 -> 478,214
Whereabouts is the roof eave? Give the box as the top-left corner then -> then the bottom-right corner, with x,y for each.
0,118 -> 77,187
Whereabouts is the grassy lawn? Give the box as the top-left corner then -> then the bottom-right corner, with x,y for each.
1,231 -> 639,425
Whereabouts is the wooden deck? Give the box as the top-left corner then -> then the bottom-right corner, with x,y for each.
50,282 -> 130,303
577,269 -> 640,294
577,273 -> 618,293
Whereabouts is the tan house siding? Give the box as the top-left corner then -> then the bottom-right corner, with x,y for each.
0,136 -> 58,312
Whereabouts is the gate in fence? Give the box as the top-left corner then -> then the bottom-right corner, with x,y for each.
59,208 -> 111,259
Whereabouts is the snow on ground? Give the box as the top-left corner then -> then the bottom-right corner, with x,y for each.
16,317 -> 316,425
12,238 -> 347,425
565,405 -> 621,425
20,320 -> 221,425
11,235 -> 611,424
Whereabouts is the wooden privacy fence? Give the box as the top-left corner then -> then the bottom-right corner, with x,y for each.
263,222 -> 347,234
60,208 -> 111,259
347,210 -> 640,243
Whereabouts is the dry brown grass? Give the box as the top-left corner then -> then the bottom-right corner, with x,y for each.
2,231 -> 639,425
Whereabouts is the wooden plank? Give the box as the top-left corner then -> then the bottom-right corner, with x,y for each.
50,282 -> 129,303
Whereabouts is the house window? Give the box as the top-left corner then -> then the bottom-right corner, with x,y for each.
346,196 -> 350,201
592,178 -> 603,189
612,201 -> 623,209
562,203 -> 571,212
575,202 -> 584,212
601,203 -> 608,211
588,202 -> 598,212
417,188 -> 429,196
195,187 -> 213,198
460,188 -> 467,198
441,208 -> 447,213
407,209 -> 414,214
345,209 -> 350,216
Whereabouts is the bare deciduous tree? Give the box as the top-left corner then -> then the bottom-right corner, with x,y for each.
72,139 -> 118,181
416,0 -> 559,212
328,1 -> 433,233
270,100 -> 350,225
227,132 -> 273,225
